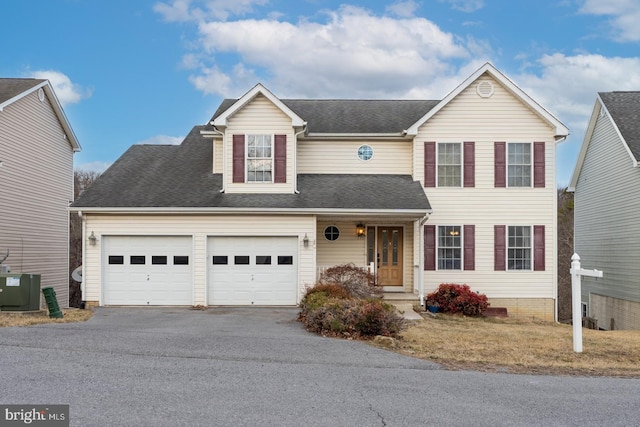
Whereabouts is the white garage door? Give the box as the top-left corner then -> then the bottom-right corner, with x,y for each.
208,236 -> 298,305
103,236 -> 193,305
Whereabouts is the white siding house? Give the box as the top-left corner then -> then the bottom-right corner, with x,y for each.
570,92 -> 640,330
0,79 -> 81,308
72,63 -> 567,320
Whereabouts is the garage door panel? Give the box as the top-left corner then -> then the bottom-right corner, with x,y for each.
104,236 -> 193,305
208,237 -> 297,306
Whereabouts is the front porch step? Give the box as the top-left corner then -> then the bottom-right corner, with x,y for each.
382,292 -> 420,305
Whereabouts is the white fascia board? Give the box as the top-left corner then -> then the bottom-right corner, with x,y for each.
405,62 -> 570,138
70,206 -> 432,217
599,94 -> 639,168
212,83 -> 305,128
303,133 -> 409,140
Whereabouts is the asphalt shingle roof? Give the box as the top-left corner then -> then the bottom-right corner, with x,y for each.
0,78 -> 45,104
211,98 -> 439,134
599,92 -> 640,161
72,126 -> 431,212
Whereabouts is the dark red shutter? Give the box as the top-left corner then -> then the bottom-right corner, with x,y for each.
463,225 -> 475,271
533,142 -> 545,188
494,142 -> 506,188
494,225 -> 506,271
424,224 -> 436,270
534,225 -> 545,271
232,135 -> 245,183
463,142 -> 475,188
274,134 -> 286,183
424,142 -> 436,187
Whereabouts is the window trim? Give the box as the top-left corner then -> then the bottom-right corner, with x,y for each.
437,225 -> 462,270
507,142 -> 532,188
436,142 -> 462,188
246,134 -> 274,183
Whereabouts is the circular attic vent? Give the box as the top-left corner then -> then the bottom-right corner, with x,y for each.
38,88 -> 45,102
476,81 -> 494,98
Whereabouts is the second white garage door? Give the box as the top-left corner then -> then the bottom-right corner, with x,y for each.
207,236 -> 298,305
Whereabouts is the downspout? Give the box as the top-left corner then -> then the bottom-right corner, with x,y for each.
418,213 -> 430,306
78,211 -> 86,305
293,124 -> 307,194
211,124 -> 225,193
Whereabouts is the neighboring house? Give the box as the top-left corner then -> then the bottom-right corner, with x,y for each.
71,63 -> 567,320
569,91 -> 640,330
0,78 -> 81,308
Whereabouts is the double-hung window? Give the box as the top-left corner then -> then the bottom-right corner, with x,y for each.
438,225 -> 461,269
247,134 -> 272,182
437,143 -> 461,187
507,226 -> 531,270
508,143 -> 531,187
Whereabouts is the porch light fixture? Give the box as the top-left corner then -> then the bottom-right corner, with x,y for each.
356,223 -> 366,238
303,233 -> 309,248
88,231 -> 97,246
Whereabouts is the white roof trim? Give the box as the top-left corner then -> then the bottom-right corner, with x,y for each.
569,94 -> 638,191
212,83 -> 305,128
70,206 -> 433,216
405,62 -> 569,138
0,80 -> 81,152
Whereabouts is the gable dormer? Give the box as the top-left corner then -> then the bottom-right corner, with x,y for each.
211,84 -> 306,194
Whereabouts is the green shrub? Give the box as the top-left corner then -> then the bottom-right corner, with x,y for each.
318,263 -> 381,298
426,283 -> 489,316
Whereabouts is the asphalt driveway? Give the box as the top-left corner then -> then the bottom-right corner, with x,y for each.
0,307 -> 638,426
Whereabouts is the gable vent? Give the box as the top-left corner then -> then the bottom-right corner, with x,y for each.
38,88 -> 45,102
476,81 -> 494,98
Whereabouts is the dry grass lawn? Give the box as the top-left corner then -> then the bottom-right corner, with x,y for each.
0,309 -> 93,327
393,314 -> 640,378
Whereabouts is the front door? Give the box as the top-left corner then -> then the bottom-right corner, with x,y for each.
377,227 -> 403,286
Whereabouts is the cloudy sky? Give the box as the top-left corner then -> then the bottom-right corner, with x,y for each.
2,0 -> 639,185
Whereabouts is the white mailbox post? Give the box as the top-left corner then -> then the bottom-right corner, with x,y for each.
570,253 -> 603,353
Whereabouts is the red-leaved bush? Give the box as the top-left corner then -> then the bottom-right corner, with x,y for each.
426,283 -> 489,316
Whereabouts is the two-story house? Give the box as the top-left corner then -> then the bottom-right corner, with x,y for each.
71,63 -> 567,320
0,78 -> 81,307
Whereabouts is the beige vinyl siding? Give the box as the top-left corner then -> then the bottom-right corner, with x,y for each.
213,138 -> 223,173
297,140 -> 412,174
575,110 -> 640,305
83,214 -> 316,305
417,74 -> 557,299
0,90 -> 74,307
316,220 -> 414,292
225,94 -> 295,193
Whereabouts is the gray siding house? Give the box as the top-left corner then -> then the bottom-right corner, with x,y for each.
570,91 -> 640,330
0,78 -> 81,308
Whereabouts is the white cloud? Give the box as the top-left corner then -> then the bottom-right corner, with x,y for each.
154,0 -> 268,22
188,5 -> 474,98
579,0 -> 640,42
385,0 -> 420,18
75,161 -> 111,174
28,70 -> 91,106
136,135 -> 184,145
439,0 -> 484,13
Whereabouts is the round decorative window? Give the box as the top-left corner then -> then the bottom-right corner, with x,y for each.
357,145 -> 374,161
324,225 -> 340,241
